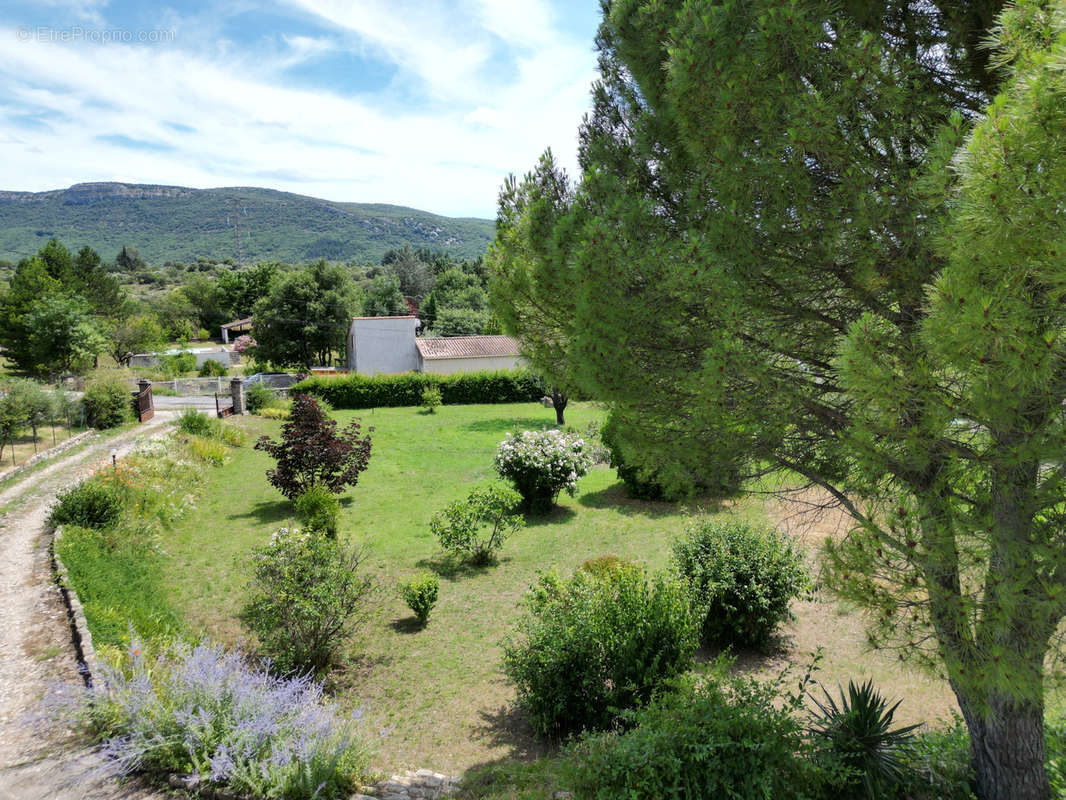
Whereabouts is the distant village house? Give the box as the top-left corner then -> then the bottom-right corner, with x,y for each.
347,316 -> 523,376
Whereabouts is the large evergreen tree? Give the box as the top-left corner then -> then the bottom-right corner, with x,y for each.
486,0 -> 1066,796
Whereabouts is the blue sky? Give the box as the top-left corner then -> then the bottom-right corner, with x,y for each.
0,0 -> 602,218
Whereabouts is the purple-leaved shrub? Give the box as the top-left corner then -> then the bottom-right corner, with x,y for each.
56,637 -> 372,800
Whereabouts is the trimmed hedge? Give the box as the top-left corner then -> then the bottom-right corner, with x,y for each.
291,369 -> 547,409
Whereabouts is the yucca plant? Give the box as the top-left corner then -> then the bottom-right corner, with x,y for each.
809,679 -> 921,798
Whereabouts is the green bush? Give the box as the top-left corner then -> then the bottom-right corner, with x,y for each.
160,351 -> 197,376
809,679 -> 921,798
198,359 -> 229,377
177,408 -> 213,436
893,718 -> 975,800
400,573 -> 439,624
291,370 -> 546,409
82,377 -> 134,429
672,518 -> 809,648
568,672 -> 834,800
494,429 -> 592,513
430,484 -> 524,565
245,381 -> 277,413
50,481 -> 123,529
294,484 -> 340,537
502,566 -> 698,738
420,385 -> 442,413
600,409 -> 740,501
241,528 -> 373,675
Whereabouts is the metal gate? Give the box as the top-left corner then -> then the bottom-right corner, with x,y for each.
134,380 -> 154,422
215,392 -> 234,418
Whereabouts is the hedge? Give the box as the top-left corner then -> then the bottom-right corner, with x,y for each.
290,370 -> 547,409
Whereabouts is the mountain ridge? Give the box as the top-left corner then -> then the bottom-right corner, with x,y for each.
0,182 -> 495,265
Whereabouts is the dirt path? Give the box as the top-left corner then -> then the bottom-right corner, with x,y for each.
0,413 -> 177,800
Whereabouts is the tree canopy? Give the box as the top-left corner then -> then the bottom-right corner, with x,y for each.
486,0 -> 1066,796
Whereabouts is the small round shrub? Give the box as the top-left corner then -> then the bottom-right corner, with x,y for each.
196,327 -> 211,341
672,518 -> 809,649
241,528 -> 373,675
245,381 -> 276,413
259,405 -> 290,420
186,435 -> 229,465
82,377 -> 134,429
578,555 -> 640,581
177,408 -> 213,436
400,573 -> 439,625
198,359 -> 229,377
294,484 -> 340,537
494,428 -> 591,513
502,566 -> 698,738
430,483 -> 524,565
50,481 -> 123,529
420,386 -> 442,413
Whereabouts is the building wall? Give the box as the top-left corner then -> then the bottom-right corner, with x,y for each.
420,355 -> 523,374
348,317 -> 420,375
129,347 -> 235,369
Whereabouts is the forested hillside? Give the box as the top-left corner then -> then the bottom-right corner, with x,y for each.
0,183 -> 494,265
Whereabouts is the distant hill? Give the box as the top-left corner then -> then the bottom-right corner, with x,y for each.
0,183 -> 495,265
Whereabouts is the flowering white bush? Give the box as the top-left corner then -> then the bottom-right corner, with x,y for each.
494,429 -> 592,512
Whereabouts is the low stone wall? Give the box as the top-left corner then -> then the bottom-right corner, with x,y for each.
51,525 -> 103,688
0,429 -> 96,485
354,769 -> 461,799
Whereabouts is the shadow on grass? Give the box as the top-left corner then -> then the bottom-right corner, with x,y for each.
462,417 -> 556,435
414,553 -> 512,581
227,499 -> 291,526
521,506 -> 577,527
389,616 -> 428,634
694,634 -> 795,674
473,701 -> 553,764
578,482 -> 721,518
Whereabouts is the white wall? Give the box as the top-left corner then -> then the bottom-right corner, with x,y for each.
349,317 -> 420,375
420,355 -> 523,375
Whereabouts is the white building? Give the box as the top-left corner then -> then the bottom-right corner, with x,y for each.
346,316 -> 523,375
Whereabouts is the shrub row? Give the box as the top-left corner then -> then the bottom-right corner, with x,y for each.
292,369 -> 546,409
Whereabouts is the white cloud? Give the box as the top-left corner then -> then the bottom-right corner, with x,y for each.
0,1 -> 599,218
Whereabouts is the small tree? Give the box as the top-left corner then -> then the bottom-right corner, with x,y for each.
430,483 -> 524,565
254,393 -> 372,500
240,527 -> 373,675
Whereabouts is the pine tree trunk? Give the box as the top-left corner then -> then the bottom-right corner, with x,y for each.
958,691 -> 1050,800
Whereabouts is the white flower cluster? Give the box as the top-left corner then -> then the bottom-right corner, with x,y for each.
495,428 -> 592,499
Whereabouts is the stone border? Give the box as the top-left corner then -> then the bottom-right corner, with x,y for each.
0,429 -> 96,485
51,524 -> 102,689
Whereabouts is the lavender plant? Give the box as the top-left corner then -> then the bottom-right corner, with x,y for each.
73,637 -> 372,800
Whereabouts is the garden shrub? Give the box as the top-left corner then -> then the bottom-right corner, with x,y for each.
494,429 -> 591,513
186,435 -> 229,465
600,409 -> 740,501
420,385 -> 442,413
400,573 -> 439,624
578,554 -> 640,581
241,528 -> 374,675
809,679 -> 921,798
254,394 -> 372,501
160,351 -> 197,376
294,484 -> 340,537
245,381 -> 277,414
430,483 -> 524,565
198,358 -> 229,377
292,370 -> 546,409
568,671 -> 835,800
50,481 -> 123,529
672,517 -> 809,648
177,408 -> 213,436
66,638 -> 372,800
502,566 -> 698,737
894,717 -> 975,800
82,376 -> 134,429
259,405 -> 290,420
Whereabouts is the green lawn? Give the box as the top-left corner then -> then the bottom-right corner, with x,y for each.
159,401 -> 960,777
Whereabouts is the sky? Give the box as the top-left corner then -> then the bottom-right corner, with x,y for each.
0,0 -> 602,219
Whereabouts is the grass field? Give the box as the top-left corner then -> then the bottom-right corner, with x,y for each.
155,400 -> 961,778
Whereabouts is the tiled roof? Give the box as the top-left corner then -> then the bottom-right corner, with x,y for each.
416,335 -> 522,360
220,317 -> 253,329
